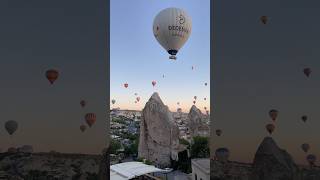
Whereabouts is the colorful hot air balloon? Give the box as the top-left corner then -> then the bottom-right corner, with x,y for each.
46,69 -> 59,85
260,16 -> 268,24
124,83 -> 128,88
136,97 -> 140,102
301,115 -> 308,123
5,120 -> 18,135
153,8 -> 192,60
80,125 -> 87,132
85,113 -> 96,127
215,148 -> 230,163
303,68 -> 311,77
266,123 -> 275,134
216,129 -> 222,136
111,99 -> 116,105
80,100 -> 86,108
152,81 -> 156,87
269,109 -> 278,121
301,143 -> 310,153
306,154 -> 316,166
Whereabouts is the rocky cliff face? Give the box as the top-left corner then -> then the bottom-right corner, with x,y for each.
0,152 -> 102,179
138,92 -> 180,168
251,137 -> 299,180
187,105 -> 208,138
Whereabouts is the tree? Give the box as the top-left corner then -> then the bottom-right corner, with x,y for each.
109,139 -> 121,154
190,136 -> 209,158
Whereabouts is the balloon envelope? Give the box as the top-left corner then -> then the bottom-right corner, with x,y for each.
301,143 -> 310,153
215,148 -> 230,162
85,113 -> 96,127
46,69 -> 59,85
153,7 -> 192,60
5,120 -> 18,135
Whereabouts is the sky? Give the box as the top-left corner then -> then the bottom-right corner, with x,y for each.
110,0 -> 210,113
0,0 -> 107,154
213,0 -> 320,165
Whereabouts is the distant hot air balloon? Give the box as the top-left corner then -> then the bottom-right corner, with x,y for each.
204,107 -> 207,110
152,81 -> 156,87
46,69 -> 59,85
216,129 -> 222,136
260,16 -> 268,24
153,7 -> 192,60
85,113 -> 96,127
163,74 -> 165,78
269,109 -> 278,121
303,68 -> 311,77
5,120 -> 18,135
194,96 -> 197,100
134,93 -> 138,96
192,66 -> 194,70
111,99 -> 116,105
306,154 -> 316,166
301,143 -> 310,153
301,115 -> 308,123
136,97 -> 140,102
266,123 -> 275,134
205,83 -> 207,86
204,97 -> 207,101
124,83 -> 128,88
80,100 -> 86,108
80,125 -> 87,132
135,101 -> 137,103
193,101 -> 196,104
177,102 -> 180,106
215,148 -> 230,163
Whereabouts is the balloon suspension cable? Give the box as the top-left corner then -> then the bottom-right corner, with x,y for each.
169,55 -> 177,60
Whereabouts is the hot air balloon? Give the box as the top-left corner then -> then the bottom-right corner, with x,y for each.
136,97 -> 140,102
46,69 -> 59,85
301,143 -> 310,153
205,83 -> 207,86
124,83 -> 128,88
153,8 -> 192,60
193,101 -> 196,104
80,100 -> 86,108
266,123 -> 275,134
177,102 -> 180,106
111,99 -> 116,105
204,97 -> 207,101
306,154 -> 316,166
204,107 -> 207,110
269,109 -> 278,121
215,148 -> 230,163
85,113 -> 96,127
80,125 -> 87,132
192,66 -> 194,70
260,16 -> 268,24
303,68 -> 311,77
134,93 -> 138,96
301,115 -> 308,123
152,81 -> 156,87
216,129 -> 222,136
5,120 -> 18,135
163,74 -> 165,78
194,96 -> 197,100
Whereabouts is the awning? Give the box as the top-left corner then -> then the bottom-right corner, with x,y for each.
110,161 -> 166,179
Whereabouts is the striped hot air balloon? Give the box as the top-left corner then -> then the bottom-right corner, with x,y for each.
85,113 -> 96,127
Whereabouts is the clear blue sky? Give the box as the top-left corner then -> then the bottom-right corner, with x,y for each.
110,0 -> 210,113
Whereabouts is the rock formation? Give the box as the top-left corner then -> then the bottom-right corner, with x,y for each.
251,137 -> 299,180
138,92 -> 181,168
187,105 -> 209,138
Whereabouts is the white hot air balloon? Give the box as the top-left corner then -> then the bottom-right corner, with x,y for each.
153,7 -> 192,60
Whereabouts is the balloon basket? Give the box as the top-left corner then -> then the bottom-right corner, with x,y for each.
169,55 -> 177,60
